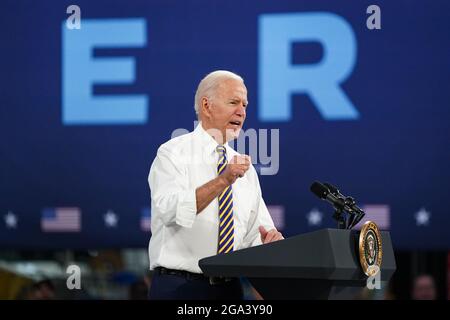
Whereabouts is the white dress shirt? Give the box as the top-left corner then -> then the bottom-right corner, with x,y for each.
148,123 -> 275,274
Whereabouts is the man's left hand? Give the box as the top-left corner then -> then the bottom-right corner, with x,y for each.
259,226 -> 284,244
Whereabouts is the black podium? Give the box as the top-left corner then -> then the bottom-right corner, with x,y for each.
199,228 -> 396,299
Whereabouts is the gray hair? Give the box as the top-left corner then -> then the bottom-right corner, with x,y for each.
194,70 -> 244,118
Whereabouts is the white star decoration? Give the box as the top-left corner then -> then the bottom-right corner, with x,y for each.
307,208 -> 323,226
104,210 -> 118,228
415,207 -> 430,226
4,211 -> 17,229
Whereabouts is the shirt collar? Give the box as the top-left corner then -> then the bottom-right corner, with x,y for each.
194,122 -> 232,157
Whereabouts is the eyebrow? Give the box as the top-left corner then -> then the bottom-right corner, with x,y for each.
229,97 -> 249,104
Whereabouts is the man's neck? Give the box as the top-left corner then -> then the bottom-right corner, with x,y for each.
200,122 -> 226,145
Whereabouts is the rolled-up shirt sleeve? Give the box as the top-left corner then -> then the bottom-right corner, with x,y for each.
242,167 -> 276,248
149,146 -> 197,228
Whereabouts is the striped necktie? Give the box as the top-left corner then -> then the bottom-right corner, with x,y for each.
216,145 -> 234,254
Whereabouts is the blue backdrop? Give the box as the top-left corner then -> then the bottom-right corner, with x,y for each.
1,0 -> 449,250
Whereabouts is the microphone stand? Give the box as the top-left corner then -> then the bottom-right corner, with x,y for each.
332,207 -> 346,229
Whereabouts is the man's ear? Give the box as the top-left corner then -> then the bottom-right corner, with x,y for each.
201,97 -> 212,119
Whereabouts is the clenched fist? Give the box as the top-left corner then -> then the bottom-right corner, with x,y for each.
221,155 -> 251,185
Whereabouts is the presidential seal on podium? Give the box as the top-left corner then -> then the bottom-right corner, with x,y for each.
359,221 -> 383,276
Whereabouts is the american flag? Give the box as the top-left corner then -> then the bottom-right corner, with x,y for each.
140,207 -> 151,232
41,207 -> 81,232
267,205 -> 285,231
354,204 -> 390,230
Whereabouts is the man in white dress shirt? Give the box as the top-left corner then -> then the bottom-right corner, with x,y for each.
147,70 -> 283,300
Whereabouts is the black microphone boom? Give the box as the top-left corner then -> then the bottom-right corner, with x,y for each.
323,182 -> 365,228
310,181 -> 365,229
310,181 -> 345,210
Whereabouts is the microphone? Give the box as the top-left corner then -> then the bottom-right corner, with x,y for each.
310,181 -> 346,211
310,181 -> 365,229
323,182 -> 365,228
322,182 -> 340,196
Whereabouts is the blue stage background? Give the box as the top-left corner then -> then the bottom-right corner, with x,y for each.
1,0 -> 449,250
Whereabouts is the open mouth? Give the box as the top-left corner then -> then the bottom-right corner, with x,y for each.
229,121 -> 241,126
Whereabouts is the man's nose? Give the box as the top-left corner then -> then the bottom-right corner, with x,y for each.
236,104 -> 246,117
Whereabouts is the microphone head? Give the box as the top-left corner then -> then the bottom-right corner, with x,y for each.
310,181 -> 329,200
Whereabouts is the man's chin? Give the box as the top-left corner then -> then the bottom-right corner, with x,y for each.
225,127 -> 242,141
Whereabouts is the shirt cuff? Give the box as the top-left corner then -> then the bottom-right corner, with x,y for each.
175,189 -> 197,228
